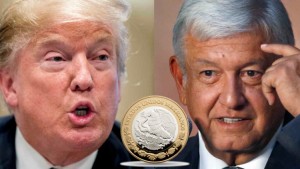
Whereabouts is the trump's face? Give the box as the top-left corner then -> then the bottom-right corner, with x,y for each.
171,33 -> 285,163
2,21 -> 121,158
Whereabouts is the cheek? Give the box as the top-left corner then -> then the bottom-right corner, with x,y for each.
185,80 -> 220,123
245,86 -> 269,111
20,72 -> 66,106
15,73 -> 67,125
245,86 -> 284,130
96,72 -> 120,115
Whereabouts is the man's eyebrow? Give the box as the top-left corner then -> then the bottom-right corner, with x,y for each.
193,57 -> 269,69
240,56 -> 270,69
34,33 -> 69,48
90,35 -> 114,47
87,35 -> 116,56
242,60 -> 265,67
193,58 -> 218,66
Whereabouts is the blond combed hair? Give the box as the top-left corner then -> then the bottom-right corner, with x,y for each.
0,0 -> 130,76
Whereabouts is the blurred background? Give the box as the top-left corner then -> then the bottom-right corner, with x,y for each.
0,0 -> 299,123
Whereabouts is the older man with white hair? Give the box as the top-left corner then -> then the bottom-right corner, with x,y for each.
166,0 -> 300,168
0,0 -> 132,168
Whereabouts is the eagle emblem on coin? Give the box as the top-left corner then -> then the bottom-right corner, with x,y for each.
121,95 -> 189,163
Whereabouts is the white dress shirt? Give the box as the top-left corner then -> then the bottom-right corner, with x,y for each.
16,128 -> 97,169
198,125 -> 282,169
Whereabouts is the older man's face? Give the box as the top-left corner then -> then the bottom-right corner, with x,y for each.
5,21 -> 120,154
171,33 -> 285,161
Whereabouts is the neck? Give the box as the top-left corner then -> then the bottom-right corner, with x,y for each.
19,130 -> 99,166
210,150 -> 259,166
32,137 -> 99,166
204,134 -> 275,166
42,149 -> 94,166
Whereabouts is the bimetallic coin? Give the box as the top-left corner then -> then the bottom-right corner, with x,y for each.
121,95 -> 189,163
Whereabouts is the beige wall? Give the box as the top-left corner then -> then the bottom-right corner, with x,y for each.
0,99 -> 8,116
154,0 -> 300,113
117,0 -> 154,121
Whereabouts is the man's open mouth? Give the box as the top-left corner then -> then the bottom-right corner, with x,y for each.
74,106 -> 90,116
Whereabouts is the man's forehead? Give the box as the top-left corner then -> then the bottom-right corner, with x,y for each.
25,25 -> 116,52
184,32 -> 267,59
184,32 -> 276,68
184,32 -> 264,48
31,21 -> 115,45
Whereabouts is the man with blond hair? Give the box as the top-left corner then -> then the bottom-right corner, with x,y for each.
0,0 -> 132,168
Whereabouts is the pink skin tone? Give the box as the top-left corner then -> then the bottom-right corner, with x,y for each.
0,21 -> 121,166
170,33 -> 289,165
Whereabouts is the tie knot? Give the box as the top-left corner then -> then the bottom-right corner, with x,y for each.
223,166 -> 243,169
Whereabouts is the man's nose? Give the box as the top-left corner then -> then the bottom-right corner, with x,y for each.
70,56 -> 94,92
218,77 -> 246,109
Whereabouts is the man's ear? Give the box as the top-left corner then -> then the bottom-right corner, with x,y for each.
169,56 -> 187,105
0,71 -> 18,107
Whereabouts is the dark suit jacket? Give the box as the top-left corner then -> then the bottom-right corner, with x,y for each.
0,115 -> 132,169
158,113 -> 300,169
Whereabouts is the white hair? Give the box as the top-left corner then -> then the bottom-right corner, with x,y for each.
173,0 -> 295,74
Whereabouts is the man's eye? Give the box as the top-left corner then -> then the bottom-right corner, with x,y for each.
46,56 -> 65,62
198,70 -> 219,84
242,70 -> 262,78
246,70 -> 257,77
45,52 -> 65,62
50,56 -> 64,62
241,70 -> 263,85
97,54 -> 109,61
201,70 -> 215,76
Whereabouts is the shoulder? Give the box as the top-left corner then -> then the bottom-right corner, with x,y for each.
168,133 -> 199,169
276,115 -> 300,160
92,121 -> 131,169
266,139 -> 300,169
104,121 -> 128,154
0,115 -> 16,167
0,115 -> 15,134
265,113 -> 300,169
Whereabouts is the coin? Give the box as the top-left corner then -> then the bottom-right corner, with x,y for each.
121,95 -> 189,163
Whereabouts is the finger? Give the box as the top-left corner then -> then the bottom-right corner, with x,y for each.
261,72 -> 276,105
261,44 -> 300,57
262,83 -> 275,105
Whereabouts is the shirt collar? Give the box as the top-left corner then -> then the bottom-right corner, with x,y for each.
199,125 -> 282,169
16,127 -> 97,169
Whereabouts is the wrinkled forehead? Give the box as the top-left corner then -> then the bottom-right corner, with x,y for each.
183,32 -> 278,67
29,21 -> 116,49
185,32 -> 264,48
184,32 -> 268,59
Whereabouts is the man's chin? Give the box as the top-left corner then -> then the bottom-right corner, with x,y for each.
210,140 -> 254,154
61,130 -> 107,150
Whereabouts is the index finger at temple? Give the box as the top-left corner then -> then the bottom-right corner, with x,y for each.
261,44 -> 300,57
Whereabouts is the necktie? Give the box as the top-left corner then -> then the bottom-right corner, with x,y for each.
223,166 -> 243,169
